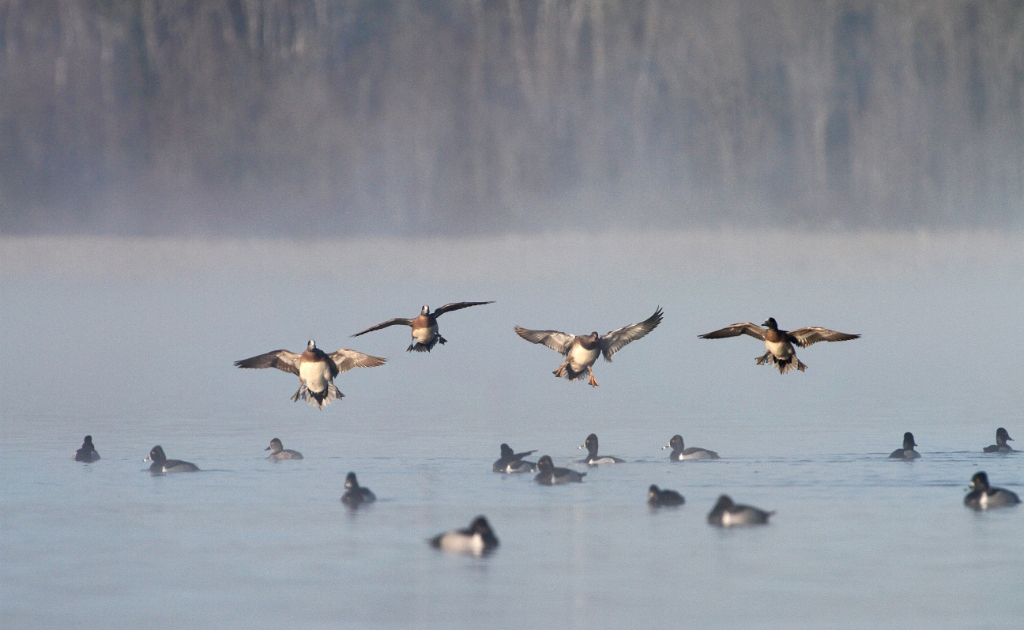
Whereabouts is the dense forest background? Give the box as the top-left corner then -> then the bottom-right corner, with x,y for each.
1,0 -> 1022,235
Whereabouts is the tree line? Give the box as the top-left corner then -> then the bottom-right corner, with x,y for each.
0,0 -> 1021,235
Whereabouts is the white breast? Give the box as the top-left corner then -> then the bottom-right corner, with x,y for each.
765,339 -> 794,359
413,325 -> 437,344
568,344 -> 600,370
299,360 -> 331,393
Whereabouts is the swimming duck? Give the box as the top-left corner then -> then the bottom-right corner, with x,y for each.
983,428 -> 1015,453
964,471 -> 1020,510
341,472 -> 376,507
648,485 -> 685,507
534,455 -> 586,485
699,317 -> 859,374
265,438 -> 303,460
352,302 -> 494,352
515,307 -> 663,386
492,443 -> 537,473
664,435 -> 719,461
889,432 -> 920,459
707,495 -> 774,526
235,340 -> 385,409
429,516 -> 499,555
73,435 -> 100,462
146,445 -> 199,473
579,433 -> 625,464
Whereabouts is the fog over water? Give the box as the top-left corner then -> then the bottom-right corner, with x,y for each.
2,229 -> 1021,429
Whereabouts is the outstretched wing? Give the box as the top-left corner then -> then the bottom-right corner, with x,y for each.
698,322 -> 766,341
329,349 -> 387,373
234,350 -> 301,375
351,318 -> 413,337
514,326 -> 576,355
600,307 -> 664,360
787,327 -> 860,348
434,301 -> 495,317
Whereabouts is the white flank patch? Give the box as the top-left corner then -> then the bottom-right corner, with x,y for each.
440,533 -> 484,555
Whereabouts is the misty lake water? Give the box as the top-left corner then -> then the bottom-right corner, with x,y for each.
2,231 -> 1023,629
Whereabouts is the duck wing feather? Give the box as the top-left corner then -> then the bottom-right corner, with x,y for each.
351,318 -> 414,337
329,349 -> 387,373
787,327 -> 860,347
433,301 -> 495,317
600,307 -> 663,360
514,326 -> 576,354
698,322 -> 766,341
234,350 -> 301,375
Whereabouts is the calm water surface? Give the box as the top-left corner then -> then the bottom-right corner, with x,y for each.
2,232 -> 1022,629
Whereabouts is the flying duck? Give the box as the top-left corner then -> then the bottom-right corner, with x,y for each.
341,472 -> 376,507
648,485 -> 685,507
352,301 -> 494,352
889,432 -> 920,459
146,445 -> 199,473
699,317 -> 859,373
265,438 -> 303,460
579,433 -> 625,464
983,428 -> 1015,453
707,495 -> 774,526
73,435 -> 100,462
515,307 -> 663,386
534,455 -> 586,485
234,340 -> 385,409
964,471 -> 1020,510
493,443 -> 537,473
664,435 -> 719,460
429,516 -> 499,555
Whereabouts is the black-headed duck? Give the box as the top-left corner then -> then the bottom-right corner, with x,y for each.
648,485 -> 685,507
341,472 -> 376,507
493,443 -> 537,473
429,516 -> 499,555
534,455 -> 586,485
664,435 -> 719,461
889,432 -> 920,459
983,428 -> 1014,453
964,471 -> 1020,510
73,435 -> 100,462
146,445 -> 199,473
579,433 -> 625,464
707,494 -> 773,526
